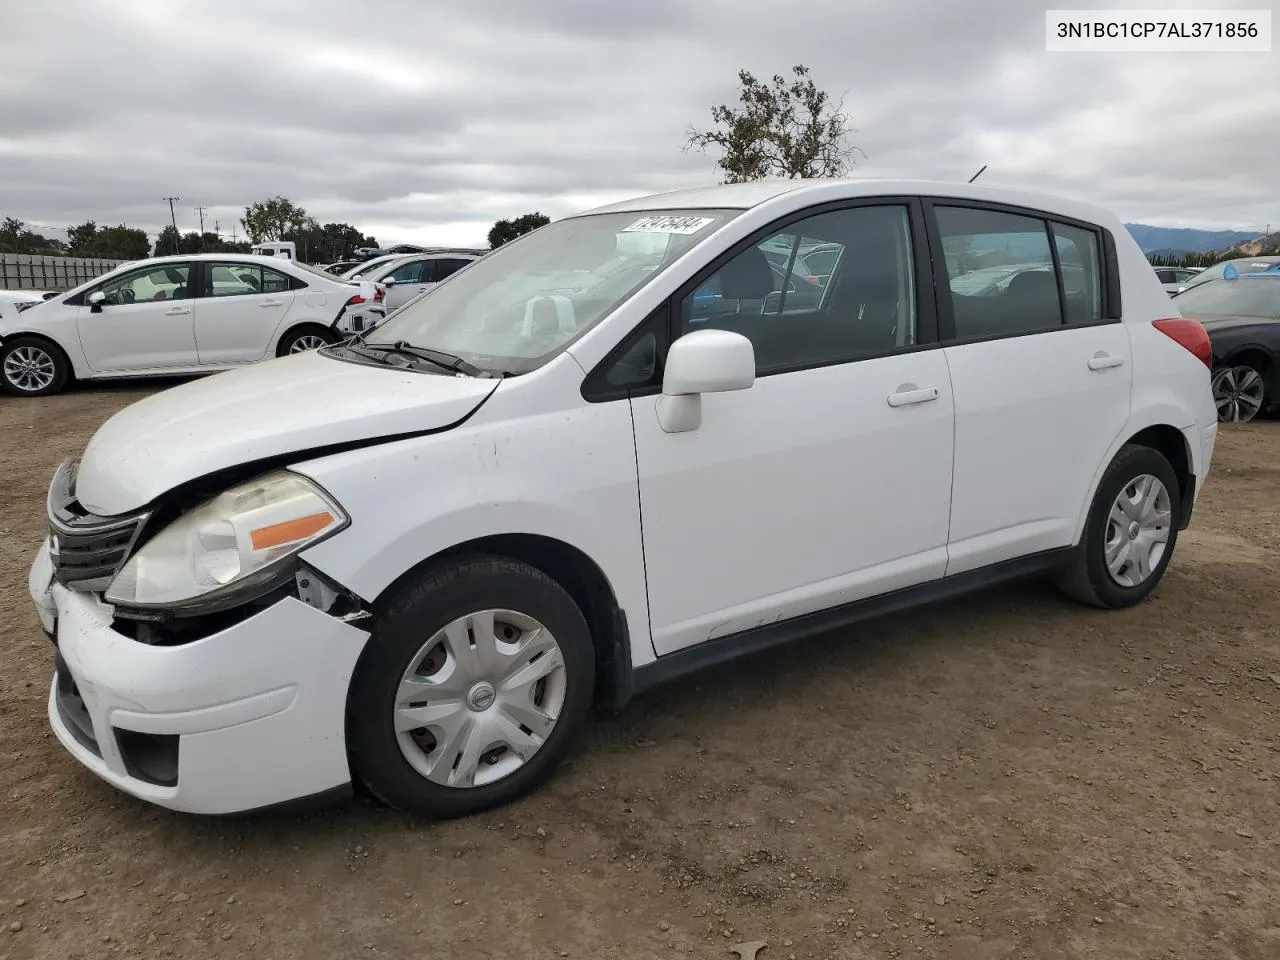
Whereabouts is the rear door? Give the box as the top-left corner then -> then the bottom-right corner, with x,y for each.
192,261 -> 296,364
926,200 -> 1133,574
74,262 -> 197,371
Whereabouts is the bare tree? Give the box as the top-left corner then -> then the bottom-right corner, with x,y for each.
685,65 -> 859,183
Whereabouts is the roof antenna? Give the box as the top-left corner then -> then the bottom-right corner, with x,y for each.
968,165 -> 987,183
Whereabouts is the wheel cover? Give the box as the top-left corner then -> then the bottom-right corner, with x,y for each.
289,334 -> 328,353
1104,474 -> 1172,588
393,609 -> 568,789
1212,365 -> 1264,423
3,345 -> 56,392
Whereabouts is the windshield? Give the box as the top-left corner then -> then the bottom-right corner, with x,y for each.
361,209 -> 740,374
1174,277 -> 1280,318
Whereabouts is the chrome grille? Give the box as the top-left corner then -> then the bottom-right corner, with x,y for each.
47,461 -> 150,593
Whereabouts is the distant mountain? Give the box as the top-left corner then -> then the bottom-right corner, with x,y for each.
1124,223 -> 1258,255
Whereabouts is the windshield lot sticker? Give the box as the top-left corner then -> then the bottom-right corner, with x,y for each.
622,216 -> 715,235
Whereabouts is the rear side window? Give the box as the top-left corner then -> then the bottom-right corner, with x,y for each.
1051,223 -> 1102,325
936,207 -> 1061,340
436,258 -> 473,280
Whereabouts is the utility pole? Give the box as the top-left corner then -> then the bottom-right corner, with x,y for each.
162,196 -> 180,233
214,220 -> 220,238
194,205 -> 208,234
160,197 -> 180,256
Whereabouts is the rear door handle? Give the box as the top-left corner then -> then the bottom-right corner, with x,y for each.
258,299 -> 284,307
164,307 -> 191,316
1087,353 -> 1125,371
887,385 -> 939,407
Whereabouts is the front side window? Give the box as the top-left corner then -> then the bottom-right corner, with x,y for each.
362,209 -> 741,374
679,204 -> 917,373
99,264 -> 190,304
937,207 -> 1061,339
385,259 -> 426,284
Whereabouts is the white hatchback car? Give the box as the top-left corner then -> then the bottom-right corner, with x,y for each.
29,179 -> 1217,819
0,253 -> 385,396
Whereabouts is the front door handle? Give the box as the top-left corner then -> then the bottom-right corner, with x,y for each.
887,385 -> 939,407
164,307 -> 191,316
1088,352 -> 1125,371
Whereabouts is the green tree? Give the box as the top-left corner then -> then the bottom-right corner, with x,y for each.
488,212 -> 551,249
241,195 -> 313,244
154,224 -> 180,257
0,216 -> 63,254
685,65 -> 858,183
66,221 -> 150,259
282,221 -> 376,262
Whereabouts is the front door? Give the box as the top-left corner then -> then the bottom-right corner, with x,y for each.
626,201 -> 957,656
75,262 -> 197,372
193,261 -> 296,364
927,202 -> 1134,574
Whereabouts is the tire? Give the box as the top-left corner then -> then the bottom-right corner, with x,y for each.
347,557 -> 596,819
276,325 -> 336,357
0,336 -> 71,397
1056,444 -> 1182,609
1211,363 -> 1266,423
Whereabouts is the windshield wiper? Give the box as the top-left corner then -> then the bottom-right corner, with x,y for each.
361,341 -> 487,378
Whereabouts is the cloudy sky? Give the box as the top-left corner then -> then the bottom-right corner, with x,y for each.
1,0 -> 1276,249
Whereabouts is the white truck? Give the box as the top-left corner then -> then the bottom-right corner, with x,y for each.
250,241 -> 297,261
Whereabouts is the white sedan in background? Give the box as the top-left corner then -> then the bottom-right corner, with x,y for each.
356,251 -> 481,311
0,254 -> 385,397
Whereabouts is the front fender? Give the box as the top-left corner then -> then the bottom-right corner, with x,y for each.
289,394 -> 655,667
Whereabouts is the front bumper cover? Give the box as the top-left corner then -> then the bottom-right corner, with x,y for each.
31,538 -> 372,815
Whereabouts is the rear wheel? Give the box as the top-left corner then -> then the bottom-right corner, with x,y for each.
347,557 -> 595,819
276,325 -> 336,356
0,336 -> 71,397
1211,363 -> 1266,422
1057,444 -> 1181,609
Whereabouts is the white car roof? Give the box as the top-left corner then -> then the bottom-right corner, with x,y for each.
580,177 -> 1119,228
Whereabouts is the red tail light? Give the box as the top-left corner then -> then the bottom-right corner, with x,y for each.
1152,318 -> 1212,368
345,294 -> 368,306
374,287 -> 385,302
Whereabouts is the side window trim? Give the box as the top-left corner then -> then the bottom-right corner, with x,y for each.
923,197 -> 1120,344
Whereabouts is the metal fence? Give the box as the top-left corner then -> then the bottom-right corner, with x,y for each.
0,253 -> 127,291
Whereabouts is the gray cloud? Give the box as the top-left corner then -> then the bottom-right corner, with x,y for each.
1,0 -> 1276,250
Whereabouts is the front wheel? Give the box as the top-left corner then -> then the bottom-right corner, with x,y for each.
276,325 -> 336,356
1211,364 -> 1266,423
0,336 -> 71,397
1056,444 -> 1181,609
347,557 -> 595,819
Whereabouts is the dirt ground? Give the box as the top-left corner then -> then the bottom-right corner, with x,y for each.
1,380 -> 1278,960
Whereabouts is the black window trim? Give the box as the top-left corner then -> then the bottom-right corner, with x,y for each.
922,196 -> 1122,346
582,196 -> 940,403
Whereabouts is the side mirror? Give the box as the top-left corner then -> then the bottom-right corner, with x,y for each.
382,277 -> 398,286
87,290 -> 106,312
657,329 -> 755,434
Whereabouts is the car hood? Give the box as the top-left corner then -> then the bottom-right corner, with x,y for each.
74,350 -> 500,516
